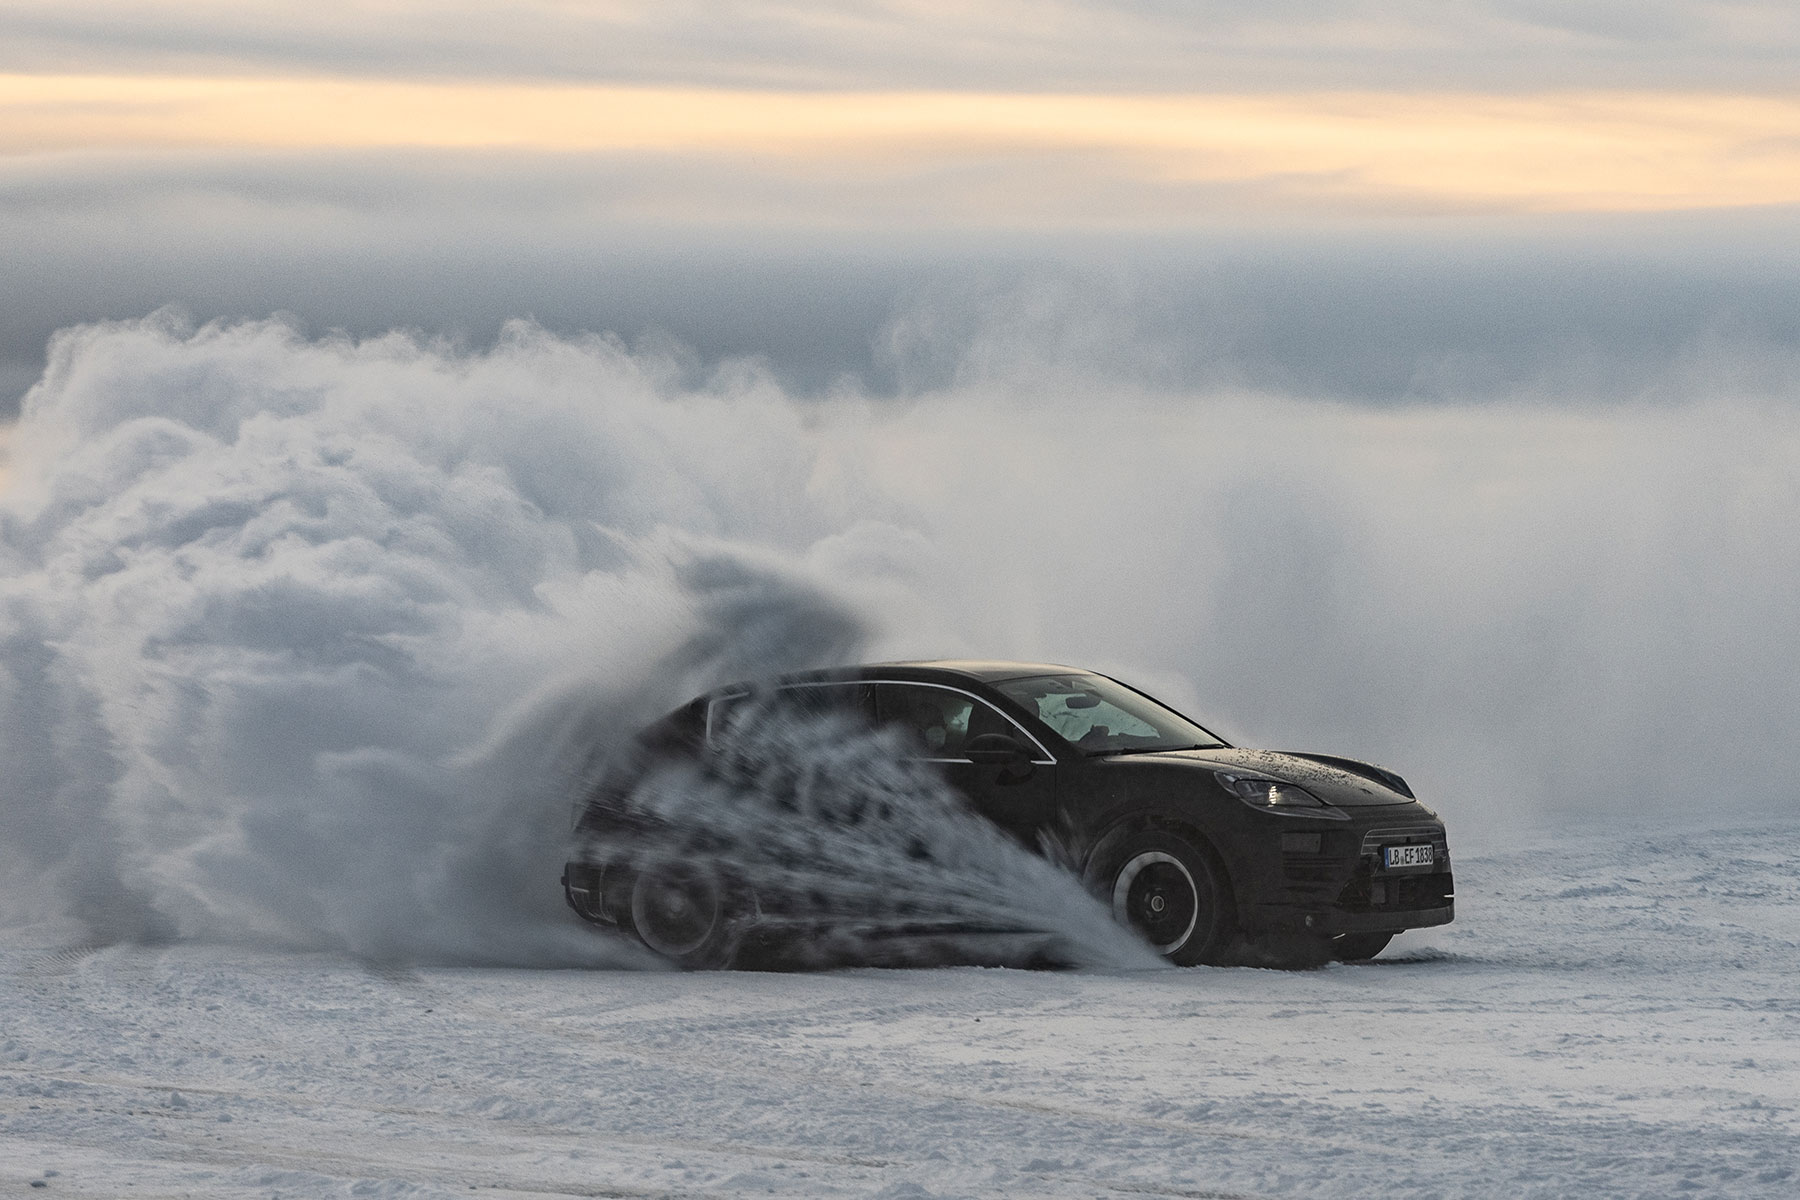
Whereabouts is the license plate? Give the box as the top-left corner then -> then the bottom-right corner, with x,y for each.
1383,844 -> 1435,869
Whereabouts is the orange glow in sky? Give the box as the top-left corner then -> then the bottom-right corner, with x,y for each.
4,74 -> 1799,217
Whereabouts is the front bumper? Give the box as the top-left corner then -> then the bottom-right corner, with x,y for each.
1253,899 -> 1456,938
1234,810 -> 1455,939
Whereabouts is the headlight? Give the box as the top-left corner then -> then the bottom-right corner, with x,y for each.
1218,773 -> 1349,820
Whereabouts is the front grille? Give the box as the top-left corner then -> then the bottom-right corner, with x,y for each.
1338,870 -> 1453,913
1330,823 -> 1453,913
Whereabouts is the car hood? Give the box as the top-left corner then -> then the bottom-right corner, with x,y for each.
1118,747 -> 1418,808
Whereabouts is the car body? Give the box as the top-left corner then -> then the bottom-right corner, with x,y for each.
563,661 -> 1454,967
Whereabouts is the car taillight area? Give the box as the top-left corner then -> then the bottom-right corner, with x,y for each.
562,861 -> 614,925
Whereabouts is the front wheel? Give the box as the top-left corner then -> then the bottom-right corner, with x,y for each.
1088,828 -> 1234,966
624,860 -> 739,969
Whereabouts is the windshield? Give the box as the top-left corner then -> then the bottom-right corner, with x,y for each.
993,674 -> 1226,756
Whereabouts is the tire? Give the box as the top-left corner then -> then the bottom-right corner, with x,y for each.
1331,932 -> 1393,962
623,860 -> 739,970
1087,827 -> 1234,966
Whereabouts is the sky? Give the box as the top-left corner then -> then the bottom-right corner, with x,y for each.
3,0 -> 1799,427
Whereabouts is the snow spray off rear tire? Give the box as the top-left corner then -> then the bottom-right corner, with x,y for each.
1087,827 -> 1234,966
623,861 -> 741,969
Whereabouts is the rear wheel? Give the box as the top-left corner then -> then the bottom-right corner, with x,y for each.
624,861 -> 738,969
1088,828 -> 1233,966
1331,932 -> 1393,962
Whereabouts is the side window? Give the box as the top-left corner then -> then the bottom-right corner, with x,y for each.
780,682 -> 876,723
706,682 -> 874,746
874,684 -> 1014,759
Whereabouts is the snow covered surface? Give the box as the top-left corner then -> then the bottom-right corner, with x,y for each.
4,819 -> 1796,1199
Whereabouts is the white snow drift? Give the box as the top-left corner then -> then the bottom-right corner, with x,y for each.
2,820 -> 1796,1198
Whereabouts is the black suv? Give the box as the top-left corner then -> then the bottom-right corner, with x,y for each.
563,661 -> 1454,968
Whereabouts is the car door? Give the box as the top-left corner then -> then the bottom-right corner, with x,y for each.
871,681 -> 1057,846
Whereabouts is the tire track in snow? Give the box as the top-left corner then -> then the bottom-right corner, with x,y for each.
13,942 -> 113,978
0,1125 -> 683,1199
0,1062 -> 895,1170
386,972 -> 1289,1147
0,1067 -> 1267,1199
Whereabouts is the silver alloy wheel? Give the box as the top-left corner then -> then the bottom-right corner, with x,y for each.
629,864 -> 724,960
1111,850 -> 1200,954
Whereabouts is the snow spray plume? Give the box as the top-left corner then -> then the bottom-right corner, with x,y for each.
11,301 -> 1795,956
0,311 -> 1144,967
0,313 -> 866,963
587,698 -> 1160,970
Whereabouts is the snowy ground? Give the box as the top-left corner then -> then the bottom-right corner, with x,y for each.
3,819 -> 1797,1200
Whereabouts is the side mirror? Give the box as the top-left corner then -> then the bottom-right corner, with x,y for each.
965,733 -> 1032,765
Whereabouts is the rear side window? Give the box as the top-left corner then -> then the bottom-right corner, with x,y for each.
706,682 -> 875,745
638,697 -> 707,755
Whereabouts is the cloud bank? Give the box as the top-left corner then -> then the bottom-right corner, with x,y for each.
3,2 -> 1796,91
4,170 -> 1798,422
8,79 -> 1800,221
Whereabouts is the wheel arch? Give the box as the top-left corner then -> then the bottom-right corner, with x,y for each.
1081,808 -> 1241,927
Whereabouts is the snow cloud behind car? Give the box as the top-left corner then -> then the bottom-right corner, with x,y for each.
0,311 -> 1795,961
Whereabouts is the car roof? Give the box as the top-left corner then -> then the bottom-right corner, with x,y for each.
754,660 -> 1085,688
871,659 -> 1084,682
